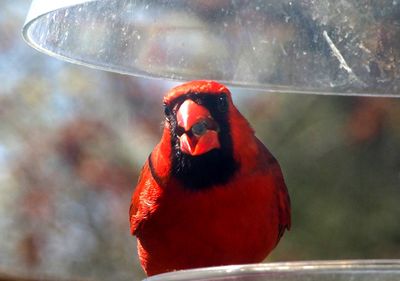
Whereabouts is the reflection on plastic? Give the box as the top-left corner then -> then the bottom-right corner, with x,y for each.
23,0 -> 400,96
144,260 -> 400,281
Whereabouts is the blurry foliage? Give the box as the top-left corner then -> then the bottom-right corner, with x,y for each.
0,1 -> 400,281
246,94 -> 400,261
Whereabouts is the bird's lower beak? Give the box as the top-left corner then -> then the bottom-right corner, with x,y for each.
176,99 -> 220,156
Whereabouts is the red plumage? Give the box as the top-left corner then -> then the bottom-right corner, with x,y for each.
130,80 -> 290,276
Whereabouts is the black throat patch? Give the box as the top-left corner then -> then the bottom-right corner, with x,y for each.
166,93 -> 238,190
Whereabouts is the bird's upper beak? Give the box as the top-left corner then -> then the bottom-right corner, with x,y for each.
176,99 -> 220,156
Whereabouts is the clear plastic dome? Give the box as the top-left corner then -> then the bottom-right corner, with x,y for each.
23,0 -> 400,96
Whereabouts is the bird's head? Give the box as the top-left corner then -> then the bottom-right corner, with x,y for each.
164,81 -> 232,156
162,80 -> 239,190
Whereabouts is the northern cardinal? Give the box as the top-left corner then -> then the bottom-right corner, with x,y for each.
130,81 -> 291,276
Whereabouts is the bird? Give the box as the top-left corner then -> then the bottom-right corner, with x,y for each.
130,80 -> 291,276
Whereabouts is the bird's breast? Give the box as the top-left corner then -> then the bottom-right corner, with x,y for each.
137,172 -> 281,275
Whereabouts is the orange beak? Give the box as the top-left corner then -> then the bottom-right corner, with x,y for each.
176,99 -> 220,156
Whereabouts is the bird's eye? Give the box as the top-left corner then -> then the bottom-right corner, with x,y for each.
192,121 -> 208,137
164,106 -> 171,116
217,95 -> 228,112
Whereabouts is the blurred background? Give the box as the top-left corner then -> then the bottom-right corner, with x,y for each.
1,1 -> 400,281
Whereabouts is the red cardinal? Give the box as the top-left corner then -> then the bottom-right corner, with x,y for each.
130,81 -> 290,276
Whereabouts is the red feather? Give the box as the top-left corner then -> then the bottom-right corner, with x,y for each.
130,81 -> 290,276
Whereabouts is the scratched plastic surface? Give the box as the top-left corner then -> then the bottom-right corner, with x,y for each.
144,260 -> 400,281
23,0 -> 400,96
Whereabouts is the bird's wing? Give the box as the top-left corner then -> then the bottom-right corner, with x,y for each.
256,137 -> 291,239
129,158 -> 161,236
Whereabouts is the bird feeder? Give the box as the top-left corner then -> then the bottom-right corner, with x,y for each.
22,0 -> 400,280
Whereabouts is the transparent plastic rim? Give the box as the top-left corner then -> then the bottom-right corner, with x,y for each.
22,0 -> 99,70
145,260 -> 400,281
